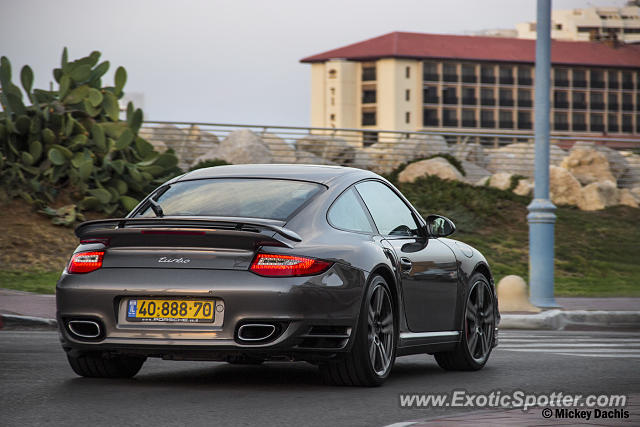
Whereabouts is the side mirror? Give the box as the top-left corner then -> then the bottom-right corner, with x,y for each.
425,214 -> 456,238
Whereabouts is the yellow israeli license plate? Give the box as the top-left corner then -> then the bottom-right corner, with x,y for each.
127,299 -> 215,323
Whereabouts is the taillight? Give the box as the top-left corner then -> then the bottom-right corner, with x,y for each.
250,253 -> 332,277
68,251 -> 104,274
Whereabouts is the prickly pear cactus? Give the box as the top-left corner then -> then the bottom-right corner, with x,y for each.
0,49 -> 181,222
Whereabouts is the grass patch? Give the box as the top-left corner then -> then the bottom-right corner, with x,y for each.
0,270 -> 59,294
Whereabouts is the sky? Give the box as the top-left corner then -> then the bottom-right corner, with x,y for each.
0,0 -> 629,126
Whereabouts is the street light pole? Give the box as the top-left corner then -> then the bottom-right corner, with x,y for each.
528,0 -> 558,308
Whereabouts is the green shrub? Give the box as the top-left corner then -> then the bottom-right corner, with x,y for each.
189,158 -> 230,171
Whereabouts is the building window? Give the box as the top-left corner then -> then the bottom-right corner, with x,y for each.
499,66 -> 514,85
572,92 -> 587,110
608,70 -> 619,89
405,66 -> 410,78
608,114 -> 619,132
573,69 -> 586,88
622,115 -> 633,133
362,89 -> 376,104
423,62 -> 439,81
572,112 -> 586,131
518,67 -> 532,85
362,112 -> 376,126
442,87 -> 457,104
517,111 -> 532,130
443,63 -> 458,82
622,71 -> 633,89
554,68 -> 569,87
481,65 -> 495,84
405,112 -> 411,124
442,109 -> 458,127
622,93 -> 633,111
499,111 -> 513,128
590,92 -> 604,110
481,110 -> 495,128
462,87 -> 476,105
328,69 -> 337,79
405,89 -> 410,101
554,112 -> 568,131
330,114 -> 336,121
499,88 -> 514,106
423,108 -> 438,126
517,89 -> 532,107
590,113 -> 604,132
423,86 -> 438,104
608,93 -> 619,110
362,66 -> 376,82
590,70 -> 604,88
462,109 -> 476,127
481,88 -> 495,106
462,64 -> 476,83
554,90 -> 569,109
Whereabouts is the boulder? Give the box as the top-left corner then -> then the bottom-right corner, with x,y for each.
475,176 -> 490,187
488,172 -> 513,191
631,186 -> 640,200
193,129 -> 272,165
452,142 -> 487,168
295,135 -> 355,164
619,189 -> 639,208
513,179 -> 533,197
578,180 -> 619,211
560,147 -> 615,186
397,157 -> 463,183
140,125 -> 220,169
619,153 -> 640,189
486,142 -> 566,177
394,134 -> 450,162
461,160 -> 491,184
571,141 -> 628,180
260,133 -> 297,163
549,165 -> 582,206
295,150 -> 334,165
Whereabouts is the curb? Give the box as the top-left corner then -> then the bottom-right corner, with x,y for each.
0,314 -> 57,329
500,309 -> 640,330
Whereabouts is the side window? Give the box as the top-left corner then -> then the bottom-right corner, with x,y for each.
327,188 -> 374,233
355,181 -> 419,236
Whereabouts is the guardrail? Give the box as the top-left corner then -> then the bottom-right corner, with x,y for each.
139,121 -> 640,191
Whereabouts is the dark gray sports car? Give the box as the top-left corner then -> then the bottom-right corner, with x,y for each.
57,164 -> 499,386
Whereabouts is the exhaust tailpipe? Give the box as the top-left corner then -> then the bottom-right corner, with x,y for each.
237,323 -> 277,342
68,320 -> 101,339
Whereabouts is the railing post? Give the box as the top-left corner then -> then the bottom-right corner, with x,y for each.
528,0 -> 558,308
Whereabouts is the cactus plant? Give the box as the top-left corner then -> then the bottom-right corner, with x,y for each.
0,49 -> 182,223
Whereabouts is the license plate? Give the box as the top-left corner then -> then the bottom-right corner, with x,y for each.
127,299 -> 215,323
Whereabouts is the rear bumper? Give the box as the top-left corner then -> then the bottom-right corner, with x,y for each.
56,264 -> 366,360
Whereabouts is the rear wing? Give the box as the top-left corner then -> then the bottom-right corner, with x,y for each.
75,217 -> 302,244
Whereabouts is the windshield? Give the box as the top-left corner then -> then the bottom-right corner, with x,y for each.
136,178 -> 323,221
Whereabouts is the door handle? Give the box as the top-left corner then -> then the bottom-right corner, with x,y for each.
399,257 -> 413,272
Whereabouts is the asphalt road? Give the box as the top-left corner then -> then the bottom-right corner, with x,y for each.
1,330 -> 639,427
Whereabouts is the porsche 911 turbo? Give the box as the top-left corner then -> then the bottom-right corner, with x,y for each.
57,164 -> 499,386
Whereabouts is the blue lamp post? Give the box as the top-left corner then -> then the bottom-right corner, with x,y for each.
528,0 -> 559,308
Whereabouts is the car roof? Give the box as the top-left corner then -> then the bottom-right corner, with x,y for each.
177,164 -> 379,185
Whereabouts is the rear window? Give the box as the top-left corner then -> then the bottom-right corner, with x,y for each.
137,178 -> 323,221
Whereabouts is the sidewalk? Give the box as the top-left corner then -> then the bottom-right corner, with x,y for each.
0,288 -> 639,330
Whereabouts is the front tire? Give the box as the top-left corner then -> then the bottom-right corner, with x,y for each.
434,273 -> 495,371
67,352 -> 146,378
319,275 -> 396,386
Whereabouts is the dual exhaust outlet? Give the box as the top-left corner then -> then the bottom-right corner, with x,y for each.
67,320 -> 101,339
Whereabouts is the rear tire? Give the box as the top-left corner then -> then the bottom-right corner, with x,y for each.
67,352 -> 146,378
319,275 -> 396,386
434,273 -> 495,371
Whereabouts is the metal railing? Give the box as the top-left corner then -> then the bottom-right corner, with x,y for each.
140,120 -> 640,190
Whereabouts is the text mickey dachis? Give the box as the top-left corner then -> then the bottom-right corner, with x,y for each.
551,408 -> 629,420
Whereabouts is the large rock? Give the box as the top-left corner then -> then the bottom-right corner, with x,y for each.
619,153 -> 640,189
453,142 -> 487,168
194,129 -> 272,165
486,142 -> 566,177
461,160 -> 491,184
578,180 -> 619,211
295,135 -> 355,164
260,133 -> 297,163
549,165 -> 582,206
619,189 -> 639,208
397,157 -> 463,183
513,179 -> 533,197
571,141 -> 628,180
488,172 -> 513,191
295,150 -> 335,165
560,147 -> 615,186
141,125 -> 220,169
631,186 -> 640,200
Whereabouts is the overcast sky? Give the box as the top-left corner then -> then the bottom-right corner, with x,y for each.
0,0 -> 628,126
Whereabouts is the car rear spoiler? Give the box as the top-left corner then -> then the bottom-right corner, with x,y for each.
75,217 -> 302,243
